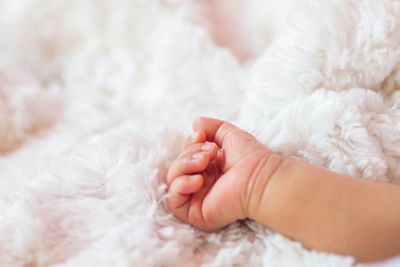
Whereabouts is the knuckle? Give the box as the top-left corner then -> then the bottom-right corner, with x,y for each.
177,155 -> 187,167
179,151 -> 192,161
185,143 -> 200,154
178,157 -> 192,173
184,134 -> 195,146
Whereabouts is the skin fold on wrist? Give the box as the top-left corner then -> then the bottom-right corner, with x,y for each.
245,153 -> 285,221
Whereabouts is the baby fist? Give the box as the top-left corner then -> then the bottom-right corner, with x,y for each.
166,117 -> 274,231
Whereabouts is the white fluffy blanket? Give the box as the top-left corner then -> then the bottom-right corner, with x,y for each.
0,0 -> 399,266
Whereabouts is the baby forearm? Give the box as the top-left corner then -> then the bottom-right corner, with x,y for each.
250,156 -> 400,262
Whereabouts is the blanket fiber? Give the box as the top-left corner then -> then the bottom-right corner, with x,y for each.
0,0 -> 399,266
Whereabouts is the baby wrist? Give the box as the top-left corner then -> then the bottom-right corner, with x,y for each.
246,153 -> 286,222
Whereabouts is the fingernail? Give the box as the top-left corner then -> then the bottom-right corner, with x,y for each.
192,153 -> 203,159
201,143 -> 213,151
190,175 -> 200,180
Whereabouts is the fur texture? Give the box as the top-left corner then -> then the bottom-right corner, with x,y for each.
0,0 -> 399,266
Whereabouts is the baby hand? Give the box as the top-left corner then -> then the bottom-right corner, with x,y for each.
166,117 -> 275,231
